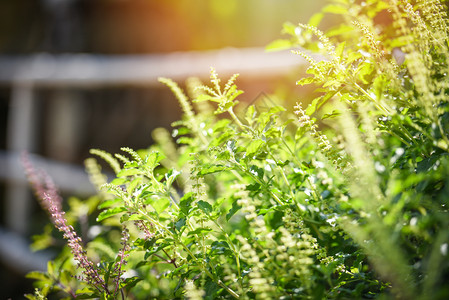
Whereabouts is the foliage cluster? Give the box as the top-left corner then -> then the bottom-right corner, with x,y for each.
25,0 -> 449,299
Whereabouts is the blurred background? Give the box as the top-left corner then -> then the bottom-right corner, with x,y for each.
0,0 -> 326,297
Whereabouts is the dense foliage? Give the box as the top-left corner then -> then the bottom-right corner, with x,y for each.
24,0 -> 449,299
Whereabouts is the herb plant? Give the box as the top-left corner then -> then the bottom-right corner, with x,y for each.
24,0 -> 449,299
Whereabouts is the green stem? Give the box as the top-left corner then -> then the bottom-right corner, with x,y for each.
228,107 -> 246,131
268,152 -> 295,201
212,220 -> 242,282
352,81 -> 392,115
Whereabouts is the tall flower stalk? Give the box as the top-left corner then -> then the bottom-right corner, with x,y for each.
23,154 -> 109,296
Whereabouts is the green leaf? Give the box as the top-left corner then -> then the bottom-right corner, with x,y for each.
197,200 -> 213,214
212,119 -> 231,132
296,76 -> 316,86
246,140 -> 265,158
127,177 -> 143,194
122,277 -> 142,289
226,200 -> 242,221
175,217 -> 186,232
322,4 -> 347,14
150,197 -> 170,214
265,39 -> 292,52
179,192 -> 194,215
204,278 -> 221,300
110,177 -> 127,185
187,227 -> 212,236
335,41 -> 346,61
268,105 -> 286,115
194,94 -> 214,102
96,206 -> 127,222
282,22 -> 296,36
211,241 -> 233,256
326,24 -> 354,37
306,90 -> 339,115
249,165 -> 264,179
165,169 -> 181,187
26,271 -> 49,281
74,293 -> 98,299
145,151 -> 164,170
345,51 -> 363,65
127,214 -> 147,221
245,104 -> 256,124
356,61 -> 375,84
308,12 -> 324,28
265,210 -> 284,230
198,164 -> 231,175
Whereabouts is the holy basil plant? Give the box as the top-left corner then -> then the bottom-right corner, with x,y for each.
25,1 -> 449,299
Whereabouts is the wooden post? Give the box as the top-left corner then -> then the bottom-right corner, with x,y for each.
5,81 -> 36,235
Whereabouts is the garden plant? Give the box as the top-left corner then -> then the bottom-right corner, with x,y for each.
24,0 -> 449,299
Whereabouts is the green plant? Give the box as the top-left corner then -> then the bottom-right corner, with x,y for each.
25,0 -> 449,299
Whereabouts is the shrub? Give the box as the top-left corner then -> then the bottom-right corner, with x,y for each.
25,0 -> 449,299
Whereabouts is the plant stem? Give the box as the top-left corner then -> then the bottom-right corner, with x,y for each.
228,107 -> 246,130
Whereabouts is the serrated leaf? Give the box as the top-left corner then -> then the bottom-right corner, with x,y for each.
226,200 -> 242,221
197,200 -> 213,214
145,152 -> 164,170
211,241 -> 233,256
96,206 -> 127,222
198,164 -> 231,175
179,192 -> 194,215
